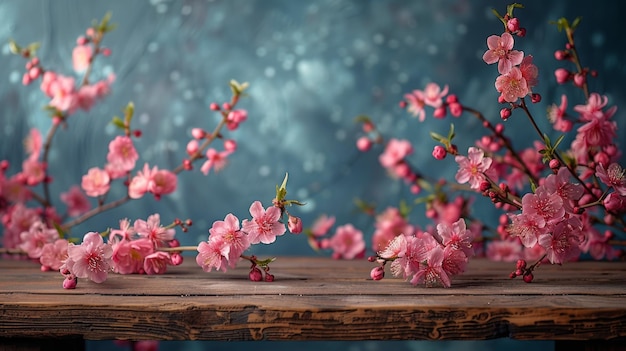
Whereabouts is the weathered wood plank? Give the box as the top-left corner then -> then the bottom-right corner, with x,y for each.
1,258 -> 625,342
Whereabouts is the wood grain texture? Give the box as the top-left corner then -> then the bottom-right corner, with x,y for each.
1,257 -> 625,342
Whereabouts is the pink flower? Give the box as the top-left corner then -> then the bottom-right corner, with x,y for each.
538,218 -> 583,264
111,237 -> 153,274
486,239 -> 522,262
39,239 -> 69,270
494,67 -> 529,103
519,55 -> 538,89
19,221 -> 59,259
21,158 -> 46,186
196,238 -> 229,272
437,218 -> 474,256
379,139 -> 413,168
149,169 -> 177,199
288,215 -> 303,234
24,128 -> 42,161
242,201 -> 285,244
48,74 -> 79,113
143,251 -> 170,275
106,136 -> 138,175
548,94 -> 572,132
109,218 -> 136,242
603,192 -> 625,212
310,214 -> 336,237
208,213 -> 249,265
455,147 -> 493,190
442,245 -> 469,277
200,148 -> 230,175
404,91 -> 426,121
389,233 -> 437,279
378,234 -> 408,259
134,214 -> 175,247
328,224 -> 365,260
128,163 -> 153,199
595,163 -> 626,196
60,185 -> 91,217
371,207 -> 414,252
422,83 -> 449,108
65,232 -> 113,283
226,109 -> 248,130
576,118 -> 617,149
72,44 -> 93,72
507,212 -> 546,248
521,186 -> 565,225
574,93 -> 613,121
410,246 -> 451,288
482,32 -> 524,74
81,167 -> 110,197
543,167 -> 584,213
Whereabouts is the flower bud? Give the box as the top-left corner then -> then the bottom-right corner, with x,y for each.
554,68 -> 571,84
249,267 -> 263,282
288,215 -> 303,234
449,102 -> 463,117
356,136 -> 372,152
210,102 -> 220,111
186,140 -> 199,156
517,28 -> 526,37
554,50 -> 567,60
573,73 -> 586,87
224,139 -> 237,152
433,106 -> 446,118
398,100 -> 407,108
362,121 -> 374,133
265,273 -> 275,282
63,276 -> 77,289
507,17 -> 520,32
500,108 -> 512,120
370,266 -> 385,281
523,272 -> 534,283
191,128 -> 206,139
531,93 -> 541,103
549,159 -> 561,171
432,145 -> 447,160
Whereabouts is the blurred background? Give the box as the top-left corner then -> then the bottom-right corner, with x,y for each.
1,0 -> 624,350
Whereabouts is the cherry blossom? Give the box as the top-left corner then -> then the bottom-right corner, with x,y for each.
379,139 -> 413,168
196,238 -> 229,273
410,246 -> 450,288
65,232 -> 113,283
455,147 -> 493,190
106,136 -> 138,175
19,221 -> 59,259
482,32 -> 524,74
208,213 -> 249,265
81,167 -> 111,197
200,148 -> 230,175
328,224 -> 365,260
40,239 -> 69,271
494,67 -> 529,103
60,185 -> 91,217
72,44 -> 93,72
242,201 -> 285,244
134,214 -> 175,247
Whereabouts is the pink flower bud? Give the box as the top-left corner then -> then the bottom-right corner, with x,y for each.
249,267 -> 263,282
554,68 -> 571,84
22,73 -> 32,85
517,28 -> 526,37
554,50 -> 567,60
603,193 -> 624,212
507,17 -> 520,32
449,102 -> 463,117
479,181 -> 491,192
191,128 -> 206,139
573,73 -> 586,87
500,108 -> 512,120
432,145 -> 447,160
186,140 -> 199,156
63,276 -> 77,289
101,48 -> 112,56
497,95 -> 506,104
224,139 -> 237,152
76,36 -> 88,45
362,121 -> 374,133
446,94 -> 458,104
531,93 -> 541,103
549,159 -> 561,170
222,102 -> 231,110
356,137 -> 372,152
370,266 -> 385,281
210,102 -> 220,111
523,272 -> 533,283
265,273 -> 275,282
398,100 -> 407,108
288,215 -> 303,234
170,253 -> 183,266
433,106 -> 446,118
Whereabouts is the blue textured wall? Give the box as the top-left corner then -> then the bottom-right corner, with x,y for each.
2,1 -> 624,350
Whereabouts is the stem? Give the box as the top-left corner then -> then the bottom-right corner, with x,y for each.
61,195 -> 130,230
40,122 -> 60,207
157,246 -> 198,252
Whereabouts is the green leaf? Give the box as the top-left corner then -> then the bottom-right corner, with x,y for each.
552,134 -> 565,149
255,257 -> 276,267
124,101 -> 135,124
430,131 -> 445,142
398,199 -> 411,218
111,116 -> 126,130
8,39 -> 20,55
354,115 -> 371,123
507,3 -> 524,17
53,222 -> 67,239
571,16 -> 582,30
275,173 -> 289,202
447,123 -> 455,141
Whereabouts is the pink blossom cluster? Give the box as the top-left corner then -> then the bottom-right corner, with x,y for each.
356,4 -> 625,286
59,214 -> 185,288
304,214 -> 366,260
371,219 -> 473,288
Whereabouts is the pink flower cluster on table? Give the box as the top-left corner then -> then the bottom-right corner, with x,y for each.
354,4 -> 625,286
2,14 -> 307,289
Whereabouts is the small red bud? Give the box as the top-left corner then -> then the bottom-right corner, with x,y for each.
370,266 -> 385,281
210,102 -> 220,111
133,129 -> 142,138
523,273 -> 534,283
531,93 -> 541,103
500,108 -> 512,120
249,267 -> 263,282
398,100 -> 407,109
264,273 -> 275,282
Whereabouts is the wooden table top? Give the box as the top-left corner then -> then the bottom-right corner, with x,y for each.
1,257 -> 625,342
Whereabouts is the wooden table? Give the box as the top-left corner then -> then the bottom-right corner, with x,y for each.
1,257 -> 625,351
